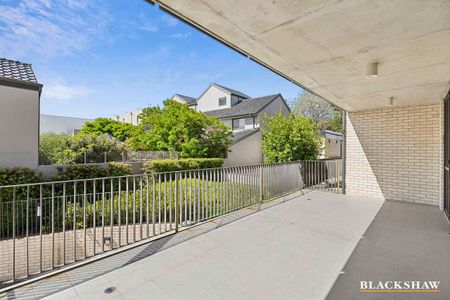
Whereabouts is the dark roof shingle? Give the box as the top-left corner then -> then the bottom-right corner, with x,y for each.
0,58 -> 38,84
174,94 -> 197,105
205,94 -> 280,119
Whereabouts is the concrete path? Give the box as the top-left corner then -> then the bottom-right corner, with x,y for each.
3,191 -> 383,300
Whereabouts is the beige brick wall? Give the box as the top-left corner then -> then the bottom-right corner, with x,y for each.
346,103 -> 443,206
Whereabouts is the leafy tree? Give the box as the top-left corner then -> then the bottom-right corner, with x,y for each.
129,100 -> 232,158
39,133 -> 72,165
260,112 -> 320,163
291,91 -> 343,132
78,118 -> 137,142
69,133 -> 125,164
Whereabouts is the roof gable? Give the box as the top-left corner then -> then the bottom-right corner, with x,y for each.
212,83 -> 250,98
173,93 -> 197,105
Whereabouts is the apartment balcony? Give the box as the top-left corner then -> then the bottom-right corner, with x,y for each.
0,159 -> 449,299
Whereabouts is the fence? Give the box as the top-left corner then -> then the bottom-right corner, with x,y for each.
41,150 -> 179,165
0,159 -> 341,286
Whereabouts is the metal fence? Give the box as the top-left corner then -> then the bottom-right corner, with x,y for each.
0,159 -> 341,286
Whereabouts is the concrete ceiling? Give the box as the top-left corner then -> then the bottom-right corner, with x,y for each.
153,0 -> 450,111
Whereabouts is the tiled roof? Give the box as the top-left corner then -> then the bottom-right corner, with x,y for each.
213,83 -> 250,99
0,58 -> 38,84
205,94 -> 280,119
231,128 -> 260,144
174,94 -> 197,105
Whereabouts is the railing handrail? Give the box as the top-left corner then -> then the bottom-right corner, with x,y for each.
0,159 -> 341,189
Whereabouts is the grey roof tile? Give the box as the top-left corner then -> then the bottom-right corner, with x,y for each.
205,94 -> 280,119
0,58 -> 38,84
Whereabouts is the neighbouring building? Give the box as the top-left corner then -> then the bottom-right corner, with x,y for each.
0,58 -> 42,169
40,114 -> 94,135
113,109 -> 143,125
320,130 -> 343,159
174,83 -> 291,166
172,94 -> 197,109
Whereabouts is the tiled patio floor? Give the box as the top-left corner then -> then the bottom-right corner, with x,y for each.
1,190 -> 383,300
328,200 -> 450,299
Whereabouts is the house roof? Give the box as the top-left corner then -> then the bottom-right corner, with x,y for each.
0,58 -> 39,84
321,130 -> 344,141
213,83 -> 250,99
205,94 -> 281,119
231,128 -> 260,144
173,93 -> 197,105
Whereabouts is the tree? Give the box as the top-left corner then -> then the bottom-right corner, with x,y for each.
291,91 -> 343,132
129,100 -> 232,158
69,133 -> 125,164
260,112 -> 321,163
39,133 -> 72,165
78,118 -> 137,142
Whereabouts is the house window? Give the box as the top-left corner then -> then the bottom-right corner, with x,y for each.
219,97 -> 227,106
232,119 -> 241,130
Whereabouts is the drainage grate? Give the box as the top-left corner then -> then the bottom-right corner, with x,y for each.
104,287 -> 117,294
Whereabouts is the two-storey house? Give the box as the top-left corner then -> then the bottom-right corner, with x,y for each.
174,83 -> 290,166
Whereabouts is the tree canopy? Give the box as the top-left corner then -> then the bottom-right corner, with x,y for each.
260,112 -> 320,163
291,91 -> 343,132
79,118 -> 137,142
128,100 -> 232,158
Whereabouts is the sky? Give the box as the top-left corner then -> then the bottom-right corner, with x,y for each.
0,0 -> 303,119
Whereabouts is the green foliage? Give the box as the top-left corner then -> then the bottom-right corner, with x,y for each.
107,162 -> 132,177
78,118 -> 137,142
0,168 -> 41,186
260,112 -> 320,163
291,91 -> 343,132
143,158 -> 224,173
54,162 -> 132,181
68,133 -> 125,164
129,100 -> 232,158
39,133 -> 125,165
39,133 -> 72,165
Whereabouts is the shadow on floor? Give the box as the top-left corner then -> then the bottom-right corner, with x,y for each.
327,200 -> 450,300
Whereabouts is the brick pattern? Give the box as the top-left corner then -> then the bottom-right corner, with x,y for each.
346,103 -> 443,206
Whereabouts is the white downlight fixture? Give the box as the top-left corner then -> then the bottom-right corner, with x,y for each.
366,62 -> 378,78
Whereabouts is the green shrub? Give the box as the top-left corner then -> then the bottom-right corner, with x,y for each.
0,168 -> 41,186
143,158 -> 224,173
54,164 -> 106,181
107,162 -> 132,176
54,163 -> 132,181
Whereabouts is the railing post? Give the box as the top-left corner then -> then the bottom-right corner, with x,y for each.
337,161 -> 340,194
175,172 -> 179,233
259,166 -> 264,202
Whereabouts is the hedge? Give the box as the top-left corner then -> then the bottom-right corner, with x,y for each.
143,158 -> 224,173
53,162 -> 132,181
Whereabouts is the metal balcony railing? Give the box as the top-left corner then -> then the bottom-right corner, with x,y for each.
0,159 -> 341,287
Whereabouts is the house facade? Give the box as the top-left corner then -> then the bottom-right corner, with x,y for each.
0,58 -> 42,169
320,130 -> 343,159
173,83 -> 291,166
